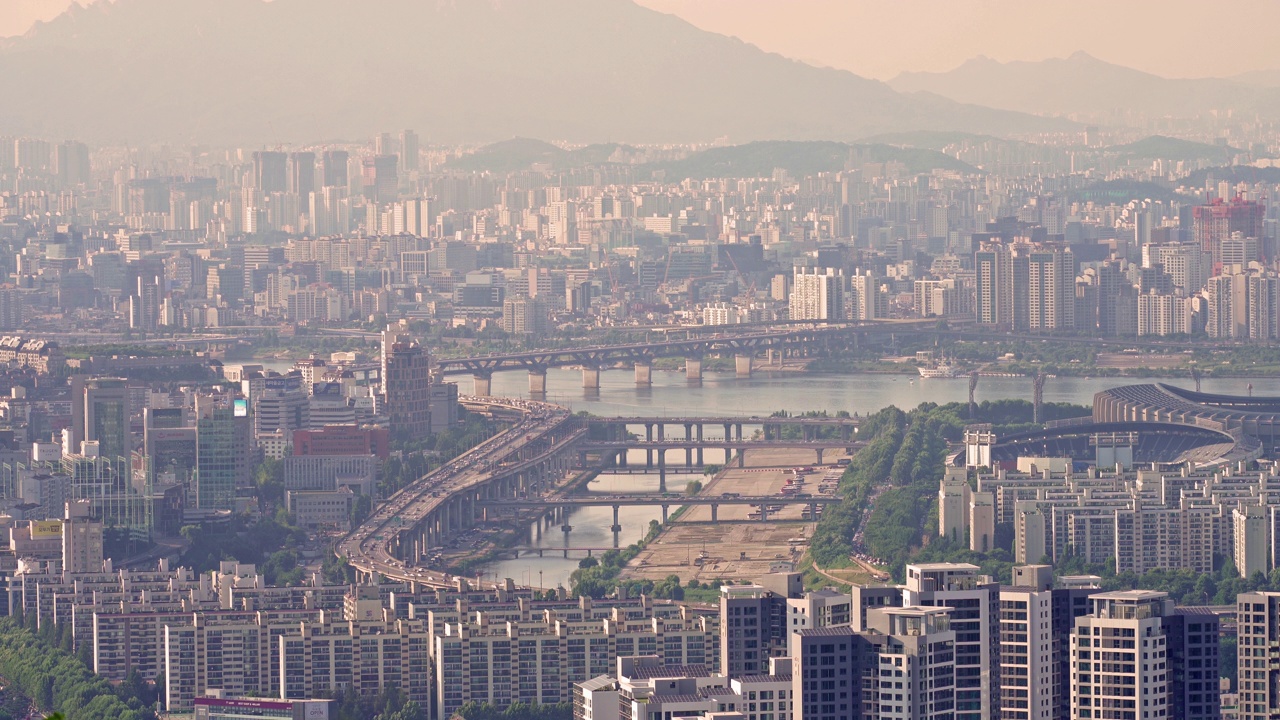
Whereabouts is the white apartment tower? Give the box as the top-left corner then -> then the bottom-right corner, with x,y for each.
1000,566 -> 1055,720
789,267 -> 844,321
1070,591 -> 1172,720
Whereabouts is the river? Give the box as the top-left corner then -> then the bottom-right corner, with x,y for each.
472,369 -> 1280,589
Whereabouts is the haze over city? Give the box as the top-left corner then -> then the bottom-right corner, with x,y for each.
2,2 -> 1280,720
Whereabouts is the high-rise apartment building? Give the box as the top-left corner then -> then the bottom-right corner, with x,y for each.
381,328 -> 431,438
1142,243 -> 1206,294
1072,591 -> 1219,720
1194,197 -> 1265,270
720,574 -> 802,677
1026,248 -> 1075,331
975,245 -> 1013,328
789,267 -> 844,321
999,566 -> 1055,720
903,563 -> 998,720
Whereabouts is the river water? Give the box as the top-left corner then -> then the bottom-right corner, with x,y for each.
471,369 -> 1280,589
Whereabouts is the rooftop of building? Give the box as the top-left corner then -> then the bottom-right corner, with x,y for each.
794,625 -> 857,637
627,664 -> 715,680
1092,589 -> 1169,601
578,675 -> 619,692
735,673 -> 792,684
907,562 -> 980,572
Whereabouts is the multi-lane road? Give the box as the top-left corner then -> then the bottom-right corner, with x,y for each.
337,397 -> 583,587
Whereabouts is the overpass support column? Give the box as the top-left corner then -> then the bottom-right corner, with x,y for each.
472,373 -> 493,397
685,357 -> 702,383
529,369 -> 548,396
685,424 -> 694,467
658,454 -> 667,493
816,448 -> 824,465
661,504 -> 670,524
711,504 -> 718,522
635,362 -> 652,386
738,448 -> 745,468
611,505 -> 622,533
646,424 -> 654,468
735,354 -> 752,378
582,366 -> 601,391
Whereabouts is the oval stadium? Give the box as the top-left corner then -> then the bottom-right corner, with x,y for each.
1094,383 -> 1280,454
975,419 -> 1261,468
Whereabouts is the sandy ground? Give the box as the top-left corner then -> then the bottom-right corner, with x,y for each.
622,447 -> 848,583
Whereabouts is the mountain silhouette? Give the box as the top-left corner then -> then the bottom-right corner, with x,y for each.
890,52 -> 1271,120
0,0 -> 1070,144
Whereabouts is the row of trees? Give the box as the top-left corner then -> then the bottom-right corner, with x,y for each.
454,701 -> 571,720
809,400 -> 1090,577
809,406 -> 906,568
0,618 -> 157,720
318,686 -> 425,720
568,520 -> 668,598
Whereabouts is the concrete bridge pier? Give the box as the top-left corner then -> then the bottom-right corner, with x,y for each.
658,454 -> 667,493
582,366 -> 601,391
685,357 -> 702,383
815,448 -> 824,465
646,424 -> 655,468
473,373 -> 493,397
661,504 -> 670,523
611,505 -> 622,533
737,449 -> 746,467
529,369 -> 548,396
736,354 -> 752,378
635,362 -> 652,386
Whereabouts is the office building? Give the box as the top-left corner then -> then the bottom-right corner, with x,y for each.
82,377 -> 130,460
363,155 -> 398,204
195,395 -> 249,511
253,151 -> 288,195
287,152 -> 315,196
400,129 -> 420,172
252,376 -> 310,449
193,695 -> 334,720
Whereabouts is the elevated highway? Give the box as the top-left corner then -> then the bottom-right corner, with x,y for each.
337,396 -> 584,587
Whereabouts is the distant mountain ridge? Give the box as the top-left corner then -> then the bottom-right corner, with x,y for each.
0,0 -> 1071,144
889,52 -> 1277,119
445,139 -> 978,178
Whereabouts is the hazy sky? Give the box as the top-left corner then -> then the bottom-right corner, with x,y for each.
6,0 -> 1280,80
